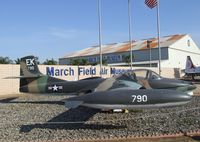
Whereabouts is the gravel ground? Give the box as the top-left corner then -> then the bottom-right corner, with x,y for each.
194,84 -> 200,96
0,93 -> 200,142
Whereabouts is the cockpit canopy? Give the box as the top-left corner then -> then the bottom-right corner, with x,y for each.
123,69 -> 161,81
114,69 -> 162,89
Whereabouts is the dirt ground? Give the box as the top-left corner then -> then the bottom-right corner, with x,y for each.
68,135 -> 200,142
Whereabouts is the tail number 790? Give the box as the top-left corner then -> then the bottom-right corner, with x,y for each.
132,95 -> 147,103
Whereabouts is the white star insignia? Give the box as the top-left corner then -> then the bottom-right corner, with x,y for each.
52,85 -> 58,92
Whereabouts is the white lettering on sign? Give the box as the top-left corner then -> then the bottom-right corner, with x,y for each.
132,95 -> 147,103
26,59 -> 35,66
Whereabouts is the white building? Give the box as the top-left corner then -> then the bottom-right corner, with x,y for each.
59,34 -> 200,69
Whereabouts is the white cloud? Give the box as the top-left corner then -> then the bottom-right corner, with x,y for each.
47,27 -> 79,39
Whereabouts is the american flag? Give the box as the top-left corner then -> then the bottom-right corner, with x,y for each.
145,0 -> 157,9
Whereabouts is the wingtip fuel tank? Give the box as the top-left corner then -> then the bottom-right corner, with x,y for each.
65,88 -> 192,110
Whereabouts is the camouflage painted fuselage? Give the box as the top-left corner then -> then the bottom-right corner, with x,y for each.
20,76 -> 107,94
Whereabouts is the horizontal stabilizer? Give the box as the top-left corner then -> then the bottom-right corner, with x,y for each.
3,76 -> 21,79
64,101 -> 83,109
3,75 -> 43,79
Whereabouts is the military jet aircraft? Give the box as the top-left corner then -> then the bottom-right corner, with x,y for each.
18,55 -> 195,110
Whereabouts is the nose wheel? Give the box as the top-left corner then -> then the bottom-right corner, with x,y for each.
124,109 -> 129,113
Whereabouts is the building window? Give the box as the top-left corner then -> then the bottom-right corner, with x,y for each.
187,39 -> 190,47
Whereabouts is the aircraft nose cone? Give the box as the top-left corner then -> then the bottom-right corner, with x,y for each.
164,91 -> 192,107
176,92 -> 192,102
188,84 -> 197,90
161,90 -> 193,103
181,93 -> 192,100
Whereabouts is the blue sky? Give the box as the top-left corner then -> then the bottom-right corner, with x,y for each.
0,0 -> 200,62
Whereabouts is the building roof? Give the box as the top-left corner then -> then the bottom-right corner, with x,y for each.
62,34 -> 186,58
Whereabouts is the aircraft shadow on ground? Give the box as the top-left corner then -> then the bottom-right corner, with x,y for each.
0,97 -> 126,132
191,136 -> 200,140
0,97 -> 18,103
20,106 -> 126,133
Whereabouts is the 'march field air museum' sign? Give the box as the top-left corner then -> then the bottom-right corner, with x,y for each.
45,66 -> 132,80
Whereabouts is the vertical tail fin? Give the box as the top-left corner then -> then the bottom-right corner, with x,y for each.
20,55 -> 42,77
186,56 -> 195,70
19,56 -> 43,92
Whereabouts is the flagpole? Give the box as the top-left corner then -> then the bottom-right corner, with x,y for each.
156,0 -> 161,75
128,0 -> 133,70
98,0 -> 103,76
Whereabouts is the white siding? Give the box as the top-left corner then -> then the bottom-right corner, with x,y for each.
163,35 -> 200,69
170,35 -> 200,53
165,48 -> 200,69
